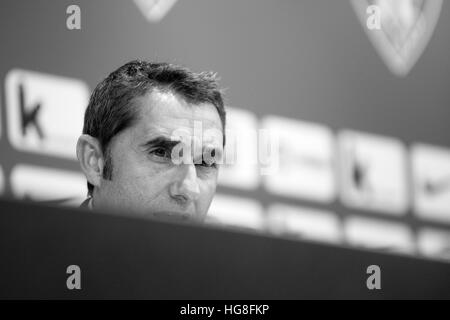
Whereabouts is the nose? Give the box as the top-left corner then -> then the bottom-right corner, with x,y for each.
169,163 -> 200,204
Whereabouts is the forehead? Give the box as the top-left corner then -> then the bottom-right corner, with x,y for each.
132,90 -> 223,144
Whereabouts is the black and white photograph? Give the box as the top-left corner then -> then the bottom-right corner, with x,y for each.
0,0 -> 450,304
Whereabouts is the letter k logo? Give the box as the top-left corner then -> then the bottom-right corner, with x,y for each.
19,82 -> 44,140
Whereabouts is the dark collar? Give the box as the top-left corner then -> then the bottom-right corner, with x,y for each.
80,198 -> 92,210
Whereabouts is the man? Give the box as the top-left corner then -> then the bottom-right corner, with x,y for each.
76,60 -> 226,222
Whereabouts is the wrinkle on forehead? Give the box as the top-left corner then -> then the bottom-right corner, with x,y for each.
133,90 -> 223,146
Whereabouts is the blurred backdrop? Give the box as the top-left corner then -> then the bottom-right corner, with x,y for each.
0,0 -> 449,262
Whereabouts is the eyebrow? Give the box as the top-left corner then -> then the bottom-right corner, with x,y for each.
140,135 -> 224,159
140,136 -> 181,150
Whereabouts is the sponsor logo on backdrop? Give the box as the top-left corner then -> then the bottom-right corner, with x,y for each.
338,130 -> 409,214
207,194 -> 265,231
350,0 -> 443,76
218,107 -> 260,190
261,116 -> 336,202
134,0 -> 178,23
266,204 -> 342,244
412,144 -> 450,224
5,69 -> 89,159
10,165 -> 86,206
344,216 -> 414,254
417,228 -> 450,260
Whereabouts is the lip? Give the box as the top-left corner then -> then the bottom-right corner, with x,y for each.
150,211 -> 193,221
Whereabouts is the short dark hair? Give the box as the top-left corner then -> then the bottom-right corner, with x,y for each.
82,60 -> 226,197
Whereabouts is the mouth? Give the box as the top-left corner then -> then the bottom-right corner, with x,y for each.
149,211 -> 194,222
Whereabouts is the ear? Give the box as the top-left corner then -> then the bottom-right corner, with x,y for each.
76,134 -> 105,190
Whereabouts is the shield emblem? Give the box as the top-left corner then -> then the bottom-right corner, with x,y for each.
134,0 -> 178,23
350,0 -> 443,76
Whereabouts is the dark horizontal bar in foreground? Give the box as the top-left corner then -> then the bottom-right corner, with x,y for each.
0,198 -> 449,299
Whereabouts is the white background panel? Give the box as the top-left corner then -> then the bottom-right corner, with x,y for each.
207,194 -> 264,231
218,107 -> 260,190
344,216 -> 414,254
261,116 -> 336,202
266,204 -> 342,244
339,130 -> 408,215
0,166 -> 4,195
412,144 -> 450,224
5,69 -> 89,159
0,88 -> 2,140
417,228 -> 450,261
10,165 -> 86,206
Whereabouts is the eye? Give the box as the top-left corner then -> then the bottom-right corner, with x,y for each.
198,158 -> 218,169
149,147 -> 171,160
197,149 -> 221,169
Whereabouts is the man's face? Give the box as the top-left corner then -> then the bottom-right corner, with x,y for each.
94,90 -> 224,222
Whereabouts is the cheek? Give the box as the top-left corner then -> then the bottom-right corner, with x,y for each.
117,166 -> 171,199
196,181 -> 217,219
111,152 -> 171,198
198,175 -> 218,202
